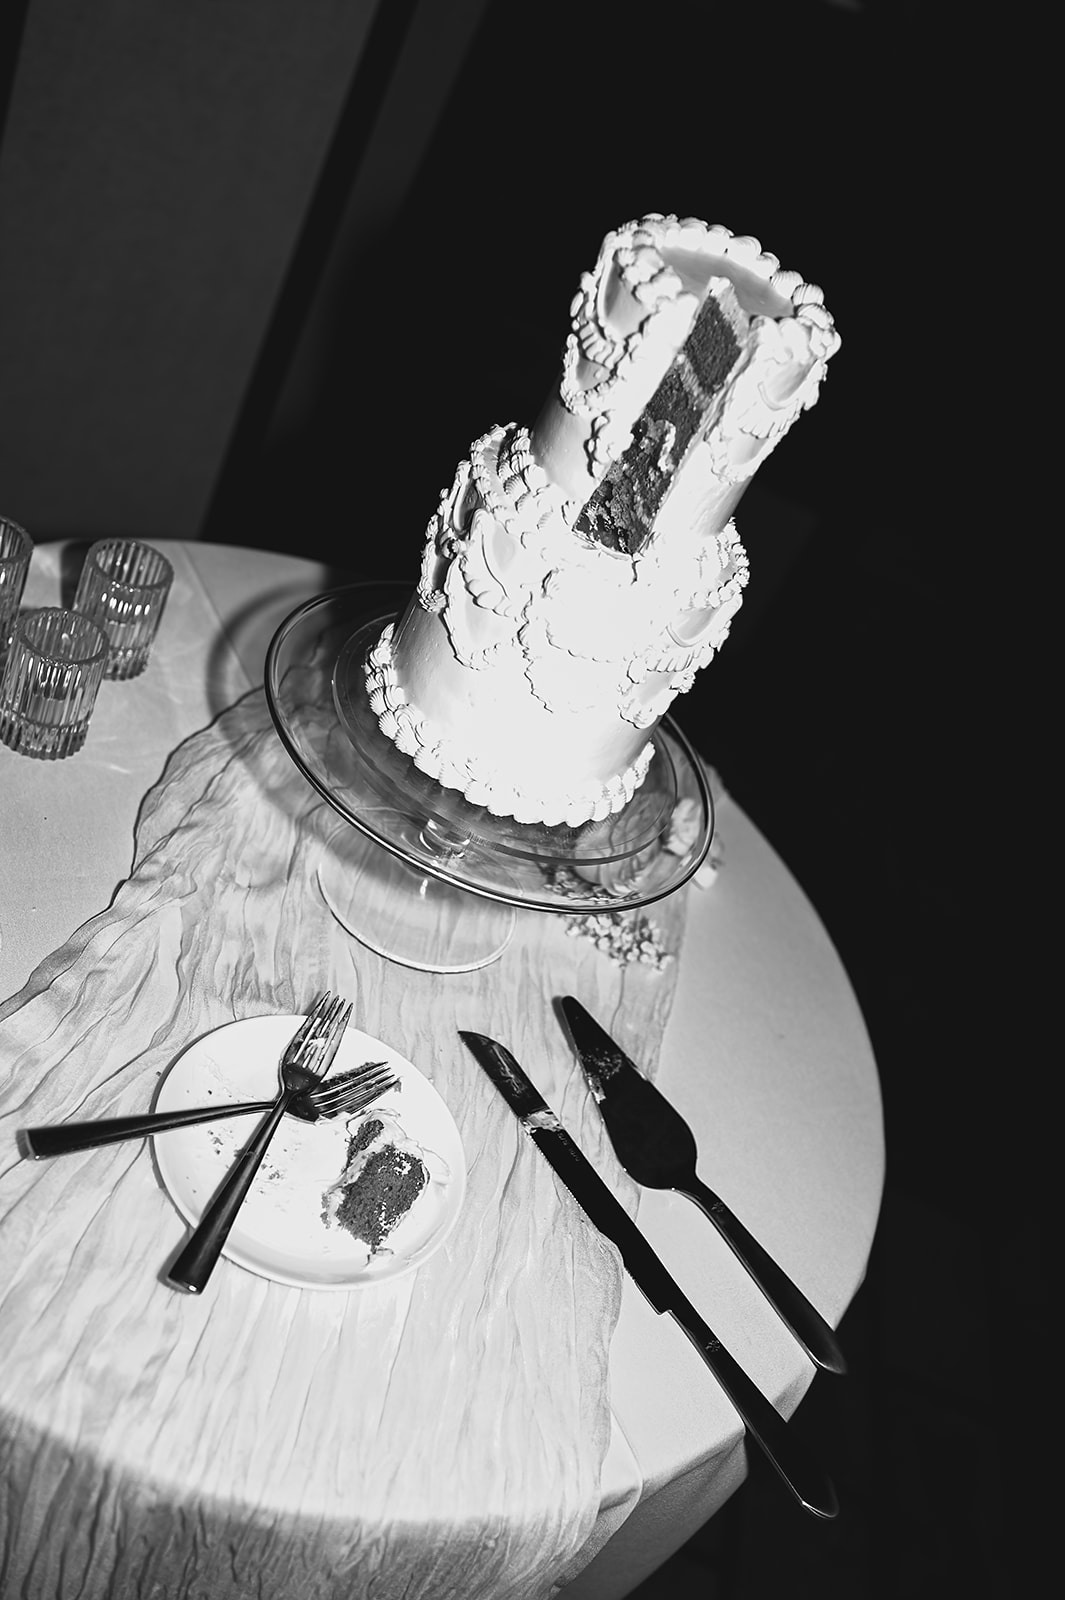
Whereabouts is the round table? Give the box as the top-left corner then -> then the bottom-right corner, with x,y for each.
0,541 -> 883,1598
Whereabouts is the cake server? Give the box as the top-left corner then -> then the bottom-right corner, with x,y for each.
460,1030 -> 838,1521
559,995 -> 846,1376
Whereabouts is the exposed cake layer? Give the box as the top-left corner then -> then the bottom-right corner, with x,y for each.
322,1111 -> 429,1253
532,214 -> 838,510
575,282 -> 747,554
364,214 -> 838,826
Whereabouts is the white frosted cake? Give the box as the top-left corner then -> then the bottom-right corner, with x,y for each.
366,214 -> 839,827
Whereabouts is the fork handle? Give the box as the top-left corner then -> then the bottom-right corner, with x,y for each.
165,1091 -> 295,1294
682,1176 -> 847,1376
20,1101 -> 275,1159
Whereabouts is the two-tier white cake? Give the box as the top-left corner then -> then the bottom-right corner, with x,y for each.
366,214 -> 839,827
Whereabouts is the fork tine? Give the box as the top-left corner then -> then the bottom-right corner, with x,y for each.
343,1078 -> 397,1114
286,992 -> 333,1057
323,1067 -> 395,1099
295,994 -> 343,1062
312,1069 -> 396,1108
312,1069 -> 398,1118
320,1072 -> 398,1118
306,999 -> 352,1081
311,1056 -> 391,1103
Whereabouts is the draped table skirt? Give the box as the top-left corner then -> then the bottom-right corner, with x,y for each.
0,541 -> 883,1599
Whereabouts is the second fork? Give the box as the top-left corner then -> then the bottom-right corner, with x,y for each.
165,995 -> 353,1294
19,1060 -> 397,1160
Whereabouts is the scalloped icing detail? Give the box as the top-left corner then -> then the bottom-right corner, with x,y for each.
557,214 -> 837,424
364,622 -> 653,827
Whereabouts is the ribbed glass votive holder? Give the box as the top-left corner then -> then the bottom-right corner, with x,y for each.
0,516 -> 33,659
0,608 -> 109,760
73,539 -> 174,679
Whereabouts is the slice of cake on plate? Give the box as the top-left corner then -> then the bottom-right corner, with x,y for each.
366,213 -> 840,827
322,1110 -> 430,1254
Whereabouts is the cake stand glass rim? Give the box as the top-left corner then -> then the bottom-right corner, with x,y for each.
264,584 -> 714,915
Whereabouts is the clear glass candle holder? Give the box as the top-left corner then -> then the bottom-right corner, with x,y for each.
73,539 -> 174,679
0,516 -> 33,659
0,608 -> 109,760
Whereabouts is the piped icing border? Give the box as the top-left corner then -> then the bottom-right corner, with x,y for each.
406,419 -> 749,739
558,214 -> 839,481
364,623 -> 654,828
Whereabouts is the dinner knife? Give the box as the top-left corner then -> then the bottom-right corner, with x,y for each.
460,1031 -> 838,1521
559,996 -> 847,1377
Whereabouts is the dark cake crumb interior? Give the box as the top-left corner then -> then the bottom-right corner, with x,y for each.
576,288 -> 744,555
335,1144 -> 429,1252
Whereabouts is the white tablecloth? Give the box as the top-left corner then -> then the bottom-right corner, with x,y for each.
1,540 -> 883,1597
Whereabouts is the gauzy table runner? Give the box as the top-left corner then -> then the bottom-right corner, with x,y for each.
0,685 -> 689,1600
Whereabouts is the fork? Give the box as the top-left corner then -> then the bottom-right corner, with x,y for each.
18,1059 -> 397,1160
165,993 -> 353,1294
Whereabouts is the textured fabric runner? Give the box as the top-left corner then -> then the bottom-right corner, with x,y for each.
0,688 -> 687,1600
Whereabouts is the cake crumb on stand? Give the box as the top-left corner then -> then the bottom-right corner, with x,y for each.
563,908 -> 674,970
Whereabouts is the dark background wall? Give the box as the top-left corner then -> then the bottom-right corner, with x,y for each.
0,2 -> 1033,1595
0,0 -> 489,543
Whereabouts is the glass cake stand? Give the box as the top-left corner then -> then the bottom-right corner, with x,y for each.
264,584 -> 714,972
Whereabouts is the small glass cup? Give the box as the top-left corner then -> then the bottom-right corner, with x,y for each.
73,539 -> 174,679
0,608 -> 109,760
0,516 -> 33,659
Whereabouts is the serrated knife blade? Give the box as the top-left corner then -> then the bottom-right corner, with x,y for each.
460,1030 -> 838,1520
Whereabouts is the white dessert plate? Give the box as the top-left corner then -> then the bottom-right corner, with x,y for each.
152,1014 -> 466,1290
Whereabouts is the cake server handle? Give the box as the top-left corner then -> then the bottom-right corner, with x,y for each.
681,1175 -> 846,1375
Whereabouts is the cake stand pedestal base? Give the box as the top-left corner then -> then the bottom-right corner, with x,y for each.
316,821 -> 516,973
